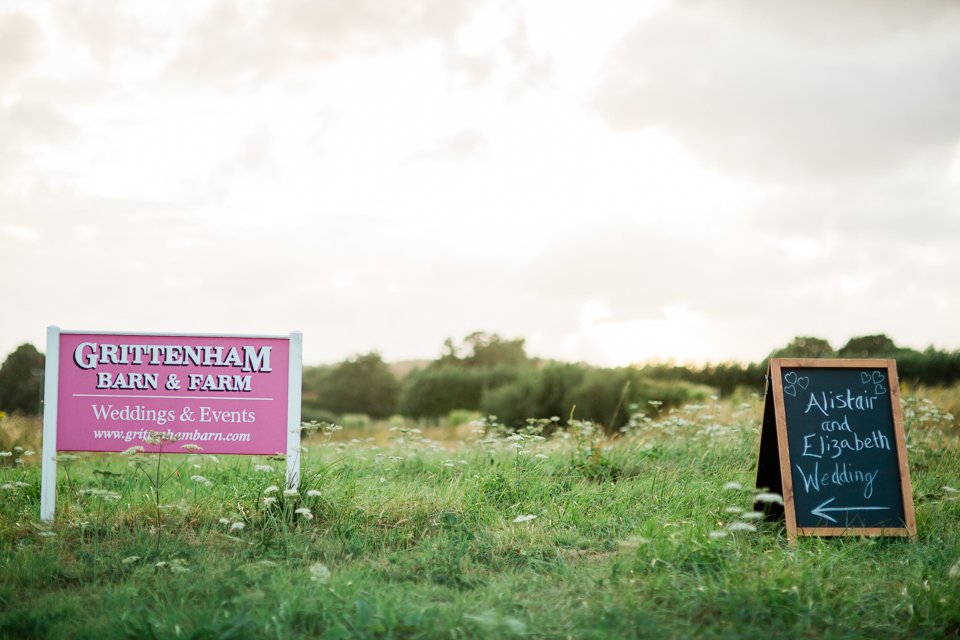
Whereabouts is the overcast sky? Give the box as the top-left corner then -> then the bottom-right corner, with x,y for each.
2,0 -> 959,366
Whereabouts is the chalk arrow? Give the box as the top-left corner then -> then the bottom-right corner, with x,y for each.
810,497 -> 889,524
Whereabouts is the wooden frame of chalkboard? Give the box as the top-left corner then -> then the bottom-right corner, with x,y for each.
756,358 -> 917,542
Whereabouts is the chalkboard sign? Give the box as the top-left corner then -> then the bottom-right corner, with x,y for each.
755,359 -> 916,541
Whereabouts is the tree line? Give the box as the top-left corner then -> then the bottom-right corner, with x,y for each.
299,332 -> 960,431
4,333 -> 960,431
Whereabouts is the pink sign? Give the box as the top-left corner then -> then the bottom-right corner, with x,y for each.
56,332 -> 292,455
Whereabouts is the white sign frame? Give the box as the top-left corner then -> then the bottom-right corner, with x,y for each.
41,326 -> 302,522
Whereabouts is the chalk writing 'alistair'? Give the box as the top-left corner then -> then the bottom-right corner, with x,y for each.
74,342 -> 272,373
804,389 -> 878,417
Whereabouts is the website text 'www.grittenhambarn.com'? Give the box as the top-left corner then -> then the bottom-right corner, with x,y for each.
92,428 -> 253,444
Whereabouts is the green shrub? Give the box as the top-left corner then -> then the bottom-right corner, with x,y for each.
398,365 -> 521,419
340,413 -> 371,430
0,344 -> 44,416
446,409 -> 481,427
567,368 -> 712,432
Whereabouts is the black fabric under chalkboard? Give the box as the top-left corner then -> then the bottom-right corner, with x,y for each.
781,367 -> 906,529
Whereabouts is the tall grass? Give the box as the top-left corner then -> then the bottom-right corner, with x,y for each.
0,394 -> 958,639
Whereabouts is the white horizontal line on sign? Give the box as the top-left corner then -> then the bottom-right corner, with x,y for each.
71,393 -> 275,401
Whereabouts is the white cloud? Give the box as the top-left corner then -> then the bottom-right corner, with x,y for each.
0,11 -> 42,84
592,0 -> 960,179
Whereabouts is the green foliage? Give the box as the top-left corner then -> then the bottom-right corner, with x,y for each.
768,336 -> 837,359
564,418 -> 624,482
446,409 -> 480,427
480,369 -> 542,426
838,333 -> 915,359
0,344 -> 44,416
303,353 -> 399,418
339,413 -> 371,430
295,331 -> 960,429
530,363 -> 588,419
636,362 -> 767,398
899,348 -> 960,387
481,364 -> 711,431
439,331 -> 529,368
397,366 -> 483,418
567,368 -> 712,433
398,365 -> 522,419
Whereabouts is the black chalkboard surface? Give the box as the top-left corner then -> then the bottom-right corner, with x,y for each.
755,359 -> 916,541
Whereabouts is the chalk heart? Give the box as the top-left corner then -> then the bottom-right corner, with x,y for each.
872,371 -> 886,384
784,384 -> 797,397
784,372 -> 798,385
796,376 -> 809,390
861,372 -> 872,384
875,384 -> 888,395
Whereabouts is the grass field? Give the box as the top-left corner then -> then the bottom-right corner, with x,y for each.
1,393 -> 959,639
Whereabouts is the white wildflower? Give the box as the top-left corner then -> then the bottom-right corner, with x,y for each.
122,556 -> 140,564
723,481 -> 743,491
264,485 -> 279,494
169,559 -> 190,574
512,514 -> 537,523
263,496 -> 277,507
191,475 -> 213,487
709,531 -> 729,540
101,490 -> 121,501
218,518 -> 230,525
617,536 -> 651,551
724,506 -> 744,514
295,507 -> 314,520
181,444 -> 203,452
38,530 -> 56,537
254,464 -> 273,473
306,489 -> 321,497
144,430 -> 180,446
309,562 -> 331,583
726,522 -> 757,533
283,488 -> 298,497
739,511 -> 764,520
754,492 -> 784,505
0,451 -> 11,457
230,521 -> 245,531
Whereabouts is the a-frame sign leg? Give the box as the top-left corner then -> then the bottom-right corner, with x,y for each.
754,373 -> 785,521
